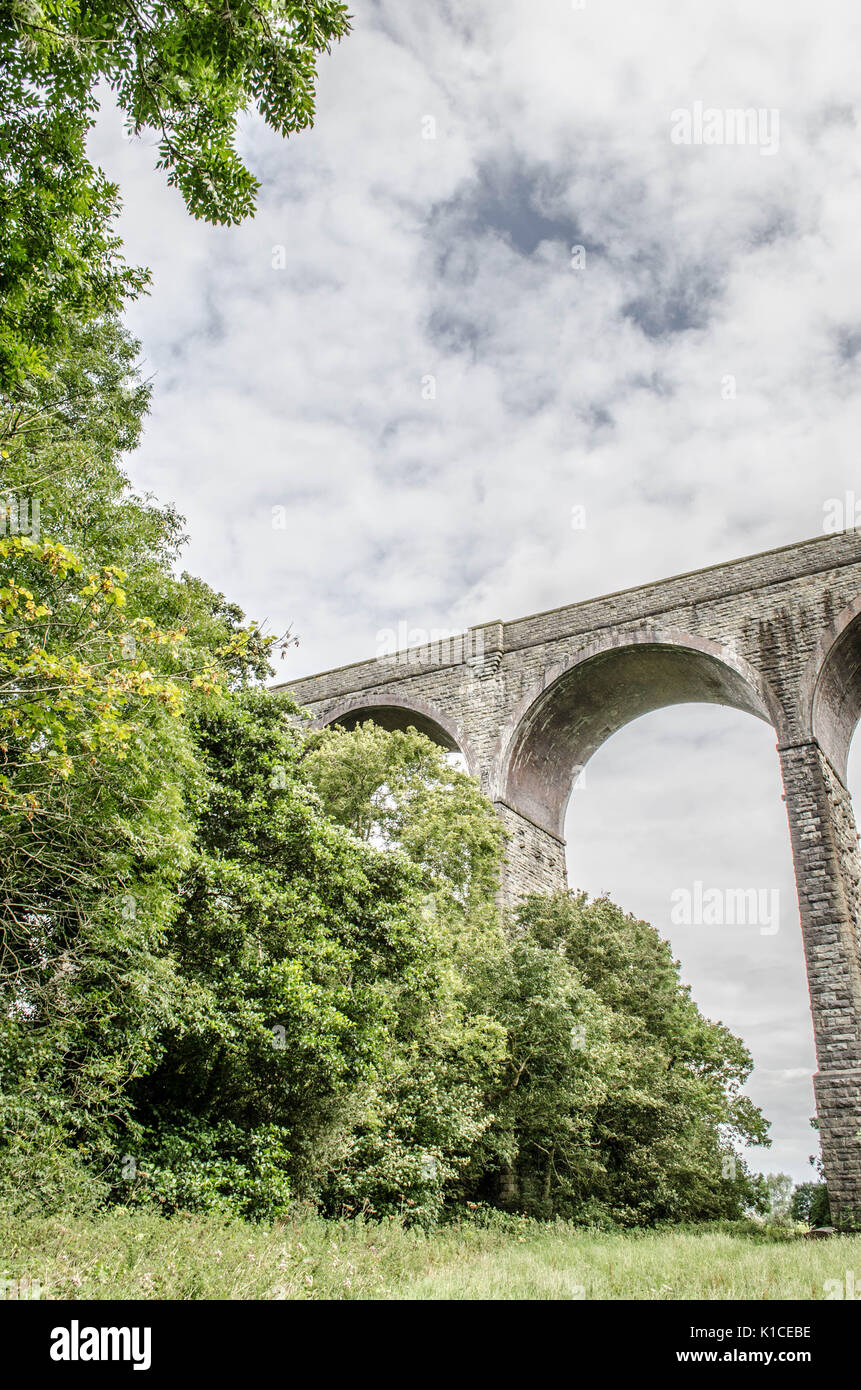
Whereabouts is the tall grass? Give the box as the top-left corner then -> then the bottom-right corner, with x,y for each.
3,1207 -> 860,1300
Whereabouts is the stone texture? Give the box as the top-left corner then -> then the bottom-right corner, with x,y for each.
494,802 -> 567,900
276,531 -> 861,1222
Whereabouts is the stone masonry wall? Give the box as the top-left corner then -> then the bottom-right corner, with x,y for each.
494,802 -> 567,902
778,744 -> 861,1074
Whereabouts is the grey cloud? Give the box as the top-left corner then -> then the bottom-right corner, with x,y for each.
430,161 -> 585,258
836,327 -> 861,361
621,261 -> 720,339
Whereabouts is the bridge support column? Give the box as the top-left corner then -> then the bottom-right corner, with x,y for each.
779,740 -> 861,1224
493,801 -> 567,904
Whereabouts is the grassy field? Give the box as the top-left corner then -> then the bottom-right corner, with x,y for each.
2,1208 -> 860,1300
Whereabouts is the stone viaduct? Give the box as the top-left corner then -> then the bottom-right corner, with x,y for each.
276,532 -> 861,1222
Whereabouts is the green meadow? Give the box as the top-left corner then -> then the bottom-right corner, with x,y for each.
4,1209 -> 859,1301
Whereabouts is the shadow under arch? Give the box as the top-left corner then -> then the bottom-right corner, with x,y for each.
497,630 -> 782,838
806,597 -> 861,784
315,692 -> 476,775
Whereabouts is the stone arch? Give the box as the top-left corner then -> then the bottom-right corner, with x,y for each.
496,629 -> 782,837
316,692 -> 477,776
805,597 -> 861,784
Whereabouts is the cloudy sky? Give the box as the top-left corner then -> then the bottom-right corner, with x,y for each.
91,0 -> 861,1182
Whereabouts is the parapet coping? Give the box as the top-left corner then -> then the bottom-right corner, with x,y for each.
274,531 -> 861,693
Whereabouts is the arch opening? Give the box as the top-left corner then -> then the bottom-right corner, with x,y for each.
317,695 -> 472,773
503,639 -> 774,837
326,703 -> 458,750
564,702 -> 812,1184
811,608 -> 861,784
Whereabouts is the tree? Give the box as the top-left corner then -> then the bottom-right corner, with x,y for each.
121,690 -> 443,1219
0,533 -> 199,1210
303,719 -> 509,1222
764,1172 -> 794,1224
790,1182 -> 831,1227
0,317 -> 277,1210
790,1119 -> 831,1226
303,720 -> 506,907
2,326 -> 779,1227
0,69 -> 149,388
304,727 -> 772,1225
0,0 -> 354,1202
466,892 -> 771,1224
0,1 -> 351,386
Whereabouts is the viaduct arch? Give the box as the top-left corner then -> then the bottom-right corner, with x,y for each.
277,533 -> 861,1222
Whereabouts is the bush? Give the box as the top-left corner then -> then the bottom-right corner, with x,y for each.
114,1119 -> 293,1222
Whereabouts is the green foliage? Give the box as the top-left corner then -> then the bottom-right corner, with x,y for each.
1,522 -> 773,1227
0,315 -> 277,1203
0,57 -> 149,387
303,721 -> 509,1223
303,720 -> 506,906
0,0 -> 350,385
114,704 -> 509,1225
0,531 -> 197,1184
4,0 -> 351,222
314,908 -> 507,1225
118,1119 -> 294,1221
790,1182 -> 831,1227
462,892 -> 770,1225
122,690 -> 437,1217
763,1171 -> 795,1224
302,726 -> 769,1227
789,1120 -> 832,1227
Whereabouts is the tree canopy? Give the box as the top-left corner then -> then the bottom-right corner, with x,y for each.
0,0 -> 351,386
